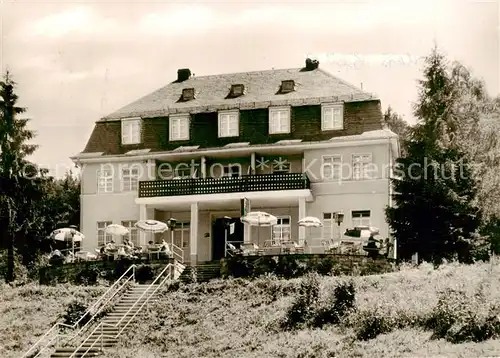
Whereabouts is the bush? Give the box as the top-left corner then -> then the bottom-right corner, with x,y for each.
75,265 -> 100,285
313,281 -> 356,328
281,273 -> 320,330
60,301 -> 91,327
135,265 -> 154,284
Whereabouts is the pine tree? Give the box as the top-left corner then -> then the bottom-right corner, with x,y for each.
383,106 -> 411,156
0,72 -> 44,281
385,47 -> 482,264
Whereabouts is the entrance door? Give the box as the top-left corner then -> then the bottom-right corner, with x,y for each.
212,218 -> 244,260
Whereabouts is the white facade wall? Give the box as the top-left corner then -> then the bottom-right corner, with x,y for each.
79,141 -> 394,258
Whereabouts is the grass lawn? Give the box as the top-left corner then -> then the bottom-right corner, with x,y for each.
3,261 -> 500,358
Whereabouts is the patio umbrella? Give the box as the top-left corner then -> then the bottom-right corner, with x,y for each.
49,228 -> 84,257
135,220 -> 168,245
298,216 -> 323,246
297,216 -> 323,228
241,211 -> 278,246
105,224 -> 130,236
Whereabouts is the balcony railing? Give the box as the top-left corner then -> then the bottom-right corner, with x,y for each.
138,173 -> 310,198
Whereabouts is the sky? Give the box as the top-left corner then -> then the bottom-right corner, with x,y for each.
1,0 -> 499,177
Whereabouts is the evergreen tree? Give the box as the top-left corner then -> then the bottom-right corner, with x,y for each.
0,72 -> 46,281
383,106 -> 411,156
386,47 -> 481,264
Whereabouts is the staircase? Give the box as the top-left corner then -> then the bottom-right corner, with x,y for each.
179,261 -> 221,283
50,284 -> 160,358
23,262 -> 185,358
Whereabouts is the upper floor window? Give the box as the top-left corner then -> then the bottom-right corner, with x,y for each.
97,168 -> 113,193
169,114 -> 190,141
321,104 -> 344,131
182,88 -> 195,101
352,153 -> 373,180
271,157 -> 291,174
322,155 -> 342,180
121,118 -> 141,145
121,167 -> 139,192
223,164 -> 242,177
229,84 -> 245,98
218,111 -> 239,137
269,106 -> 290,134
280,80 -> 295,93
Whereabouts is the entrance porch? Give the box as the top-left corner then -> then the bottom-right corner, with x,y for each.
136,190 -> 313,265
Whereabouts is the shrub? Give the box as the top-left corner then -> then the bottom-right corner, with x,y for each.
281,273 -> 320,330
355,312 -> 393,340
313,281 -> 356,328
135,265 -> 154,284
74,265 -> 100,285
60,301 -> 91,327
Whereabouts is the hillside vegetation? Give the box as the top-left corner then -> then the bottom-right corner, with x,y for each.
3,262 -> 500,358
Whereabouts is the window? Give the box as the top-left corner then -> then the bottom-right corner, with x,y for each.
182,88 -> 195,101
269,107 -> 290,134
223,164 -> 242,177
352,154 -> 372,180
218,111 -> 239,137
322,155 -> 342,180
321,104 -> 343,131
122,220 -> 139,246
272,216 -> 291,244
272,158 -> 291,173
121,118 -> 141,145
230,84 -> 245,97
121,167 -> 139,192
169,114 -> 190,141
281,80 -> 295,93
175,165 -> 192,178
97,221 -> 112,247
322,213 -> 335,240
97,168 -> 113,193
352,210 -> 371,227
173,221 -> 190,249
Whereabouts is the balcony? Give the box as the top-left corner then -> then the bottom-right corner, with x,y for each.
138,173 -> 310,198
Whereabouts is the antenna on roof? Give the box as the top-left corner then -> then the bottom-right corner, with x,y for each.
361,82 -> 363,90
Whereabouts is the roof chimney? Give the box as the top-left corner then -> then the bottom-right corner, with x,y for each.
305,58 -> 319,71
177,68 -> 191,82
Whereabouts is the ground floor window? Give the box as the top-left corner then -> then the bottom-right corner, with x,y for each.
352,210 -> 371,227
173,221 -> 190,248
322,213 -> 336,240
272,216 -> 291,244
97,221 -> 112,247
121,220 -> 139,246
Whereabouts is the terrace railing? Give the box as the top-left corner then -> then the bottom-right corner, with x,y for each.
138,172 -> 310,198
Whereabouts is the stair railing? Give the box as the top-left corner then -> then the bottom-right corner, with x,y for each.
171,243 -> 184,263
21,264 -> 137,358
72,263 -> 175,358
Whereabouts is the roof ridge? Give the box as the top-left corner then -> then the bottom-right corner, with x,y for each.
316,68 -> 369,94
181,67 -> 302,79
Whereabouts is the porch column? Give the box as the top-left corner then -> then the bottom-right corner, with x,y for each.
298,197 -> 306,246
190,202 -> 199,265
244,225 -> 251,244
139,204 -> 147,246
201,156 -> 207,178
250,152 -> 256,174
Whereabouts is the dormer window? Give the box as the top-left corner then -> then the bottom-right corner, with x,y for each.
226,84 -> 245,99
182,88 -> 195,101
121,118 -> 141,145
281,80 -> 295,93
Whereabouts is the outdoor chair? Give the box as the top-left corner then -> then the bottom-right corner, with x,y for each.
240,243 -> 264,256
